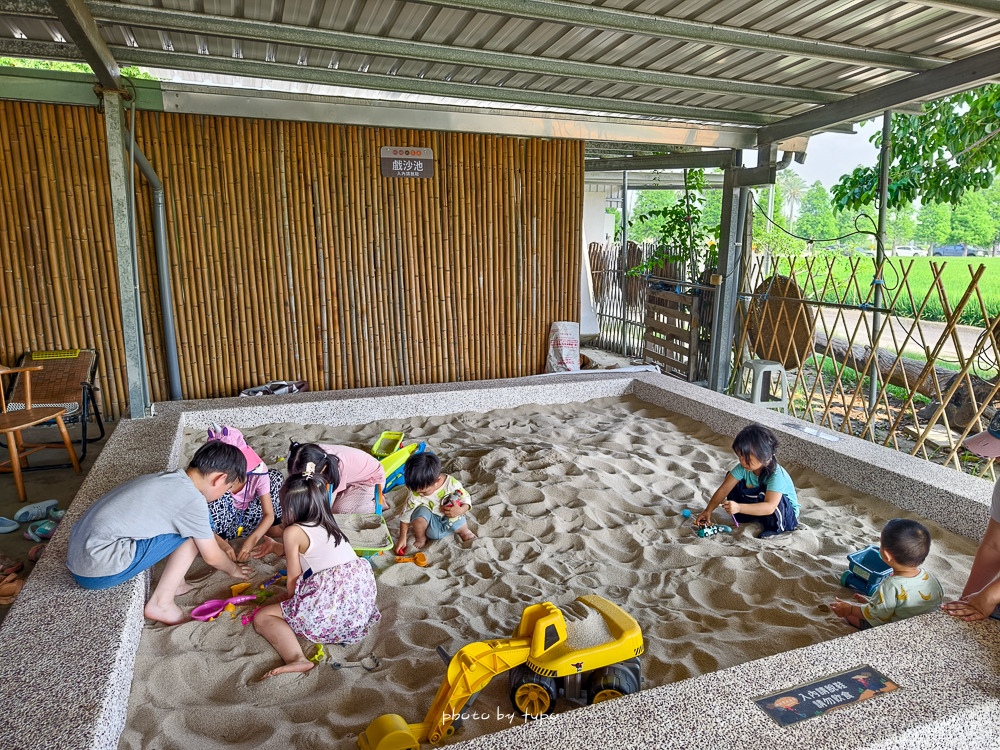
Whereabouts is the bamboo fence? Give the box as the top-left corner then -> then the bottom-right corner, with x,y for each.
0,101 -> 584,419
731,250 -> 999,480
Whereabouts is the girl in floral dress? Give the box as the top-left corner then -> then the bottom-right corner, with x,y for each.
254,464 -> 381,679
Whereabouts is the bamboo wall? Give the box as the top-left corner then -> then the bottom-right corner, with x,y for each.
0,100 -> 584,418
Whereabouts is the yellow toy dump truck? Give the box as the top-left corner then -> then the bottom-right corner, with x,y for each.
358,594 -> 643,750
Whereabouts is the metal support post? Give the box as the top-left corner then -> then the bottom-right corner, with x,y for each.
708,152 -> 743,392
868,110 -> 892,414
620,171 -> 631,355
103,91 -> 148,418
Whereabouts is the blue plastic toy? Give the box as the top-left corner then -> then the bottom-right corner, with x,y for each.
682,509 -> 692,518
693,520 -> 732,538
839,545 -> 893,596
380,441 -> 429,494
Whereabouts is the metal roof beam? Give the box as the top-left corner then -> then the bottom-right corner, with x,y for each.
757,45 -> 1000,145
584,150 -> 736,172
912,0 -> 1000,20
413,0 -> 944,72
81,2 -> 845,105
47,0 -> 119,89
104,47 -> 786,126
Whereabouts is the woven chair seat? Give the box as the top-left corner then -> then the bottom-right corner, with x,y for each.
4,401 -> 79,415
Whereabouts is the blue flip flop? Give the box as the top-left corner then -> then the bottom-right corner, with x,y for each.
14,499 -> 57,524
0,518 -> 18,534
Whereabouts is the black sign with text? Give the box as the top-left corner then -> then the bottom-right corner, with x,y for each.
380,146 -> 434,178
754,665 -> 899,727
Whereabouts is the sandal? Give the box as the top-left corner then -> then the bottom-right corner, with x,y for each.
0,553 -> 24,575
0,573 -> 25,605
0,517 -> 17,534
24,520 -> 57,542
28,544 -> 45,563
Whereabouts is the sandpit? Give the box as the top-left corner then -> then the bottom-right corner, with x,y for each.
118,395 -> 978,749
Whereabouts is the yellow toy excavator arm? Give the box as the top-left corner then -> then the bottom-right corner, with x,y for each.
411,637 -> 532,744
359,603 -> 566,750
358,638 -> 531,750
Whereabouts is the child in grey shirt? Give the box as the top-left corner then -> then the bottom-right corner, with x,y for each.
68,442 -> 253,624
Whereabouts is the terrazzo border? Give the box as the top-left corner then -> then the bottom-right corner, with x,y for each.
0,371 -> 995,750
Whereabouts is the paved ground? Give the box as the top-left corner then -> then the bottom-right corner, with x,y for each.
819,309 -> 998,369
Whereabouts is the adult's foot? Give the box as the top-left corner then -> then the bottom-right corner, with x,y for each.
260,659 -> 315,680
144,599 -> 185,625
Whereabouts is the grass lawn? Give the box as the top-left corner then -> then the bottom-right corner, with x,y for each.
773,256 -> 1000,328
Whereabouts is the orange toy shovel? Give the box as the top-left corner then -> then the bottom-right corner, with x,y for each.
395,552 -> 428,567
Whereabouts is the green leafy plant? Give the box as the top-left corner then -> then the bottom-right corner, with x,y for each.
628,168 -> 719,282
832,84 -> 1000,211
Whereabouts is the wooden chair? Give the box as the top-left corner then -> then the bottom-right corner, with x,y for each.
5,349 -> 105,461
0,362 -> 81,502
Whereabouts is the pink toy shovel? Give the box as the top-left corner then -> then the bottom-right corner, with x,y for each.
191,594 -> 259,621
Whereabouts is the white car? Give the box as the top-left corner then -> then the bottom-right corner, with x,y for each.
893,245 -> 924,257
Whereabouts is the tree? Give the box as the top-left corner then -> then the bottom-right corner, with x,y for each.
982,181 -> 1000,250
832,84 -> 1000,211
914,202 -> 951,246
795,182 -> 838,241
887,203 -> 917,249
950,190 -> 994,247
628,190 -> 677,243
778,170 -> 806,224
0,56 -> 154,79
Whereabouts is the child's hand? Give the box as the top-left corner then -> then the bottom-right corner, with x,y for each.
251,537 -> 277,559
852,593 -> 868,604
236,540 -> 257,563
830,598 -> 852,618
442,503 -> 465,519
231,562 -> 252,580
721,500 -> 740,515
694,509 -> 711,525
222,543 -> 237,562
394,541 -> 407,556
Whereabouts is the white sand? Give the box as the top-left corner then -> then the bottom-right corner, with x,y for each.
118,395 -> 978,748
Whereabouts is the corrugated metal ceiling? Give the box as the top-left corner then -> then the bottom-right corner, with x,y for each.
1,0 -> 998,132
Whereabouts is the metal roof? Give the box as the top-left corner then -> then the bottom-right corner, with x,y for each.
1,0 -> 999,153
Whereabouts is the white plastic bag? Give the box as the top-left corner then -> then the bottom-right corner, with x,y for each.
545,321 -> 580,373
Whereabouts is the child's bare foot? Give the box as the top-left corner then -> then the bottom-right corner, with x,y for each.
457,528 -> 477,542
175,580 -> 195,596
259,658 -> 315,680
144,599 -> 185,625
412,535 -> 427,550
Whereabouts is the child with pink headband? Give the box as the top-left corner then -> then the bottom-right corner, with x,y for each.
205,425 -> 284,562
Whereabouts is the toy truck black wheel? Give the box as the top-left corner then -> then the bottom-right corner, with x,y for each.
509,665 -> 557,718
587,658 -> 641,705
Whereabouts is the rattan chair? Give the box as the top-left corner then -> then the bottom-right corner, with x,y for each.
4,349 -> 105,460
1,361 -> 82,502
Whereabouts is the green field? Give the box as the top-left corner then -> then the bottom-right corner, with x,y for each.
773,256 -> 1000,328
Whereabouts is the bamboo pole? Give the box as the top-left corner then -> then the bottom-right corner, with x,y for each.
176,115 -> 207,399
206,115 -> 240,395
34,103 -> 73,349
54,103 -> 97,359
363,128 -> 388,386
0,104 -> 28,358
11,102 -> 48,346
